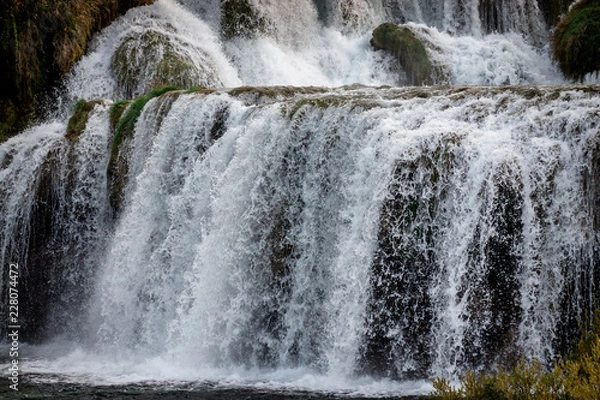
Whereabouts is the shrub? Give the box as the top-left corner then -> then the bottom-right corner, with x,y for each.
552,0 -> 600,81
431,309 -> 600,399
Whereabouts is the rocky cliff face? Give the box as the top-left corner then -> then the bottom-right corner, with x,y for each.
0,0 -> 153,140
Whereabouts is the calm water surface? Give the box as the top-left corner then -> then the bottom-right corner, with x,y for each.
0,378 -> 425,399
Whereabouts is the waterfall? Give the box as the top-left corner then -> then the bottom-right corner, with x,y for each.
93,86 -> 599,380
1,104 -> 112,341
1,0 -> 599,396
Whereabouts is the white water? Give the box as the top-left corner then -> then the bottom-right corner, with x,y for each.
1,0 -> 598,397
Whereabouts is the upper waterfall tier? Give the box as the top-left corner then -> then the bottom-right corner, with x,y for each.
58,0 -> 567,118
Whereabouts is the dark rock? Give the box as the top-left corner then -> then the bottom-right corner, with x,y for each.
221,0 -> 270,39
371,23 -> 432,86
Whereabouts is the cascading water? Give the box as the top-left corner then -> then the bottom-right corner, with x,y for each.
1,0 -> 600,397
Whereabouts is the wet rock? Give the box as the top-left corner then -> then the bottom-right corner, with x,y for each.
371,23 -> 432,86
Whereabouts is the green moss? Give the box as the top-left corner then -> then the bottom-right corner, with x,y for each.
112,86 -> 180,156
108,86 -> 180,212
185,86 -> 209,93
221,0 -> 270,39
66,99 -> 100,141
553,0 -> 600,81
371,23 -> 433,86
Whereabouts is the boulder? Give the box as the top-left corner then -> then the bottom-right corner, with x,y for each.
371,23 -> 433,86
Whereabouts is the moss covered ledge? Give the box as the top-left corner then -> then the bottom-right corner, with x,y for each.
108,86 -> 181,213
66,99 -> 105,142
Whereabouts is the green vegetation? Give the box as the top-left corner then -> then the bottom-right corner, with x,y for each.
371,23 -> 432,86
0,0 -> 153,139
111,86 -> 180,157
221,0 -> 270,39
112,30 -> 209,98
553,0 -> 600,81
431,310 -> 600,399
185,86 -> 211,94
66,99 -> 102,141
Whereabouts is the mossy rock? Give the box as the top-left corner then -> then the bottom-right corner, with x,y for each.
221,0 -> 270,39
65,99 -> 104,142
111,86 -> 180,159
371,23 -> 433,86
553,0 -> 600,81
112,29 -> 219,98
109,99 -> 132,131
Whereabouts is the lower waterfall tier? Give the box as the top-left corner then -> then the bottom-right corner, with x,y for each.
1,85 -> 599,382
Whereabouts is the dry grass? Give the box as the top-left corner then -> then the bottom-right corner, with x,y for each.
431,310 -> 600,399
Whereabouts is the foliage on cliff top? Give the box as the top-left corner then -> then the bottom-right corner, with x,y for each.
431,309 -> 600,399
0,0 -> 153,138
371,23 -> 432,86
553,0 -> 600,81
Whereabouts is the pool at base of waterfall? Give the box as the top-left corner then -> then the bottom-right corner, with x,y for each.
0,379 -> 427,400
0,345 -> 432,399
